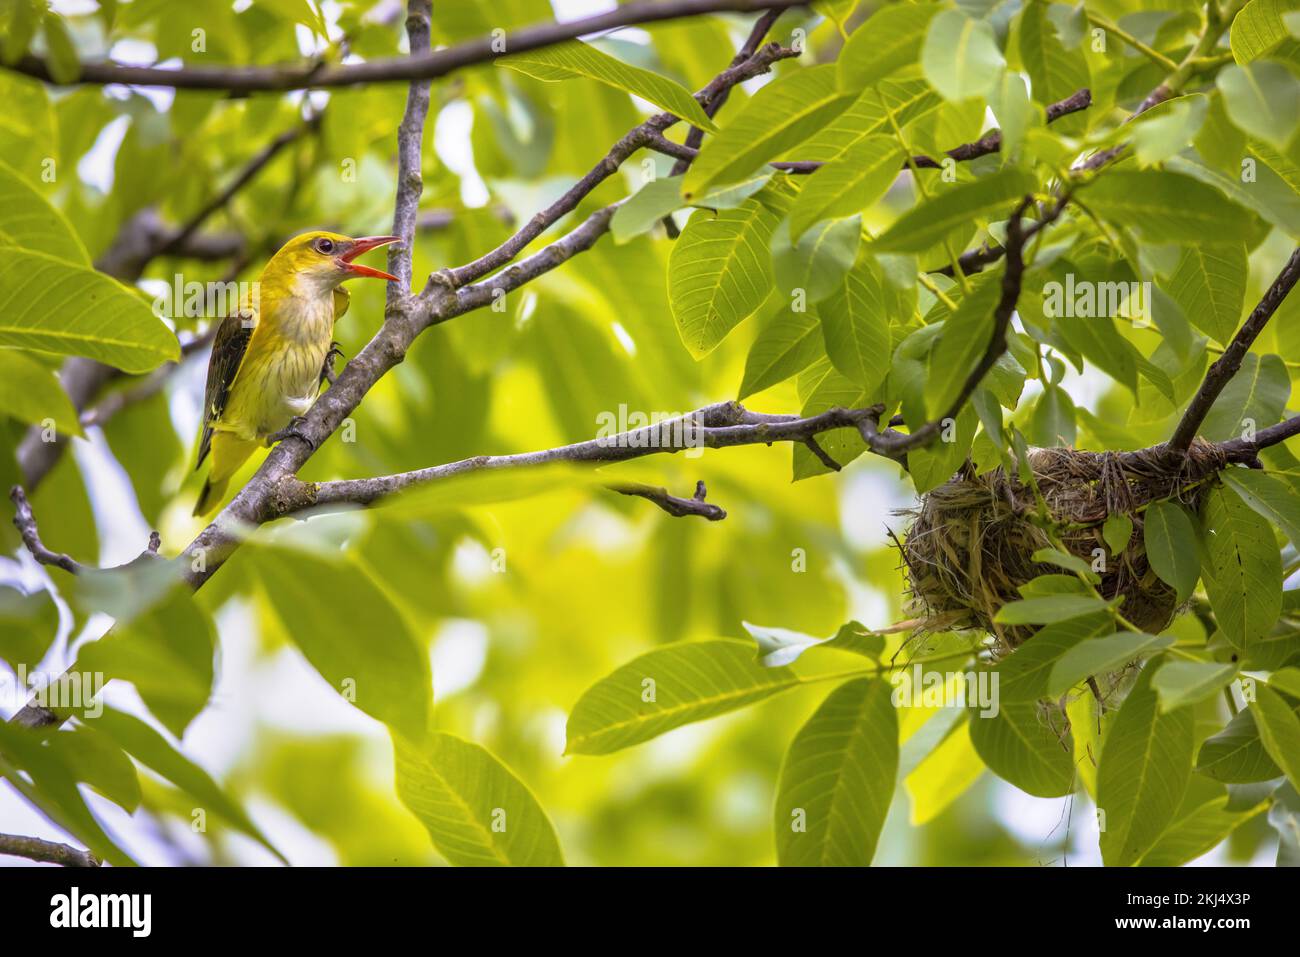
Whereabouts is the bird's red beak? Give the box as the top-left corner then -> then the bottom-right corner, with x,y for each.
341,235 -> 401,281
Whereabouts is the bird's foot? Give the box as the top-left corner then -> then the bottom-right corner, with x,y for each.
265,417 -> 316,450
319,341 -> 344,386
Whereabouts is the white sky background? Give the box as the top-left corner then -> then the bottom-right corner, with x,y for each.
1,0 -> 1276,868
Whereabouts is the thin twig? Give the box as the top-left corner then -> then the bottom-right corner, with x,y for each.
0,832 -> 99,867
612,480 -> 727,520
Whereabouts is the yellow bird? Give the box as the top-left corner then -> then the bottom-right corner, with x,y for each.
193,231 -> 400,516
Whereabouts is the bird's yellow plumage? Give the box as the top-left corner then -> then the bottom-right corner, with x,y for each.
193,230 -> 400,516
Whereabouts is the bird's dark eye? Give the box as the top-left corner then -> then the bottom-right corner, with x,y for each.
315,238 -> 335,254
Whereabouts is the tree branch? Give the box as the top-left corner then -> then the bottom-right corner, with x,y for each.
0,832 -> 99,867
1168,247 -> 1300,452
613,480 -> 727,520
7,0 -> 803,92
9,487 -> 84,575
437,39 -> 798,289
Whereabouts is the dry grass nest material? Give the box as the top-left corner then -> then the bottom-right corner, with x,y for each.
899,441 -> 1227,650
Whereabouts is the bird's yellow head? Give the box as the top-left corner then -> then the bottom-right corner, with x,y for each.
263,230 -> 401,294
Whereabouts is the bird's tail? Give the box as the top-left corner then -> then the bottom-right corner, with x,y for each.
193,433 -> 259,517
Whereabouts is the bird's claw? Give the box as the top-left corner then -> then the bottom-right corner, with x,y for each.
319,341 -> 344,386
266,417 -> 316,450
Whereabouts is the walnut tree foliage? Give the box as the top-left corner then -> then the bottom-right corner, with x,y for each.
0,0 -> 1299,868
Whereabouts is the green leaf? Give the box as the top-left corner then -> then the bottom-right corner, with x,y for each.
789,135 -> 903,241
1018,0 -> 1089,133
838,3 -> 941,92
91,707 -> 285,862
987,613 -> 1112,702
745,620 -> 884,668
0,585 -> 58,672
75,586 -> 214,739
739,305 -> 823,398
802,76 -> 941,164
0,348 -> 81,437
927,275 -> 1003,417
1103,513 -> 1134,559
1217,61 -> 1300,150
669,197 -> 783,358
395,731 -> 564,866
0,159 -> 90,264
774,678 -> 897,865
565,639 -> 800,754
500,40 -> 716,132
1253,683 -> 1300,791
1079,170 -> 1256,245
969,698 -> 1074,797
872,167 -> 1037,253
770,215 -> 860,303
1220,467 -> 1300,553
1097,668 -> 1195,866
1168,150 -> 1300,238
1197,706 -> 1289,782
249,548 -> 432,744
994,594 -> 1113,626
1200,352 -> 1289,441
1151,661 -> 1239,713
1139,792 -> 1264,866
41,14 -> 80,86
0,249 -> 179,373
1200,482 -> 1283,651
1143,500 -> 1201,603
611,172 -> 771,243
1029,385 -> 1077,447
1162,244 -> 1247,344
1231,0 -> 1300,63
47,725 -> 141,813
1047,632 -> 1173,697
818,251 -> 898,392
683,65 -> 852,197
921,9 -> 1005,102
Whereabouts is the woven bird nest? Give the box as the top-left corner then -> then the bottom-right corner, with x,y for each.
898,442 -> 1227,650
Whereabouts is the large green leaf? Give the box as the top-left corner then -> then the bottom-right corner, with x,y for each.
0,249 -> 179,373
921,8 -> 1005,101
789,135 -> 902,241
838,3 -> 941,92
995,611 -> 1116,702
739,304 -> 823,398
926,274 -> 1003,417
819,250 -> 898,393
0,158 -> 89,264
249,548 -> 432,744
770,215 -> 860,303
1162,244 -> 1246,344
1018,0 -> 1089,133
1151,661 -> 1239,714
499,40 -> 716,132
0,348 -> 81,436
1047,631 -> 1173,697
1197,706 -> 1288,782
994,594 -> 1113,626
968,698 -> 1074,797
1079,170 -> 1256,245
668,197 -> 783,358
1231,0 -> 1300,63
1252,683 -> 1300,791
1220,466 -> 1300,553
802,76 -> 941,164
1097,668 -> 1195,866
774,678 -> 897,865
395,732 -> 564,867
565,640 -> 801,754
1199,483 -> 1283,651
1216,61 -> 1300,150
1168,150 -> 1300,238
872,168 -> 1037,253
683,65 -> 852,197
1200,352 -> 1289,441
1139,791 -> 1265,866
0,585 -> 58,673
1143,501 -> 1200,603
91,707 -> 285,862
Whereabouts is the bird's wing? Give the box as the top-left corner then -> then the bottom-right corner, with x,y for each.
332,285 -> 350,321
196,314 -> 254,468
